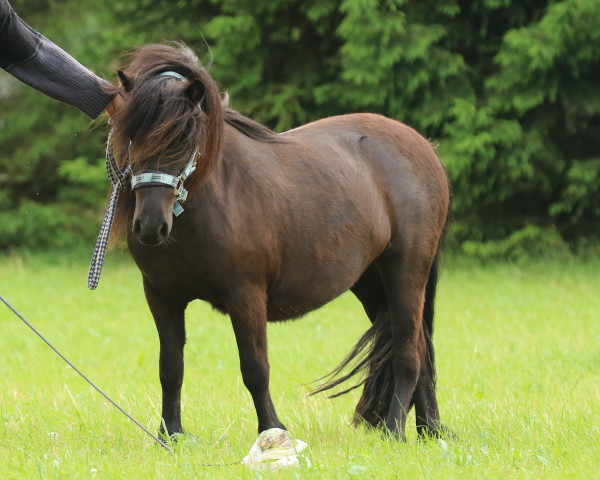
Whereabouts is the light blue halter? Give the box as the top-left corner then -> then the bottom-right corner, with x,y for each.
130,146 -> 198,217
130,70 -> 198,216
156,70 -> 185,80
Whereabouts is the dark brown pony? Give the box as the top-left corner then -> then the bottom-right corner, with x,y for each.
107,44 -> 451,441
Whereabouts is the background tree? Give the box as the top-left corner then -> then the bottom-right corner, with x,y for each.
1,0 -> 598,255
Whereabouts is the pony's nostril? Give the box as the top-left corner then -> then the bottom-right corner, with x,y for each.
159,222 -> 169,239
133,219 -> 142,235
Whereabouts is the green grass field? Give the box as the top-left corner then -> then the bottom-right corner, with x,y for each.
0,251 -> 598,478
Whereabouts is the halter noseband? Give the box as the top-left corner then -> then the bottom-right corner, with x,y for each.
129,70 -> 198,217
130,147 -> 198,217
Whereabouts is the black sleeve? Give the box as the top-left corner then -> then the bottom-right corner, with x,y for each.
0,0 -> 114,119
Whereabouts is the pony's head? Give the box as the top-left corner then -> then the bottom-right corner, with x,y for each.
110,43 -> 223,246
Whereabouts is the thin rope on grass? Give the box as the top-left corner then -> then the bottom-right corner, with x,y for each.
0,292 -> 173,455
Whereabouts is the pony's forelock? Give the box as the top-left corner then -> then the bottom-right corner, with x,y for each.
111,43 -> 223,183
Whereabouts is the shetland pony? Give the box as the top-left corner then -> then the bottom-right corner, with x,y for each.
107,44 -> 451,441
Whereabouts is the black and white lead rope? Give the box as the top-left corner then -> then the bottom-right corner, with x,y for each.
87,128 -> 130,290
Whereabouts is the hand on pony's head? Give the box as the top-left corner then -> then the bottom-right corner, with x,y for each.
106,93 -> 124,118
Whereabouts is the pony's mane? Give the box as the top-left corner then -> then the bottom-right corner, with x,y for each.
109,44 -> 282,176
225,108 -> 282,143
107,43 -> 282,241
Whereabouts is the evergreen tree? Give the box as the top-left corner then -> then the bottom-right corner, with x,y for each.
1,0 -> 598,253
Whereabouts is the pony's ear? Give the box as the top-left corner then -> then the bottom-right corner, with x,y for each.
117,70 -> 134,92
184,80 -> 205,106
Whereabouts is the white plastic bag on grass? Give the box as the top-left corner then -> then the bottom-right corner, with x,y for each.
242,428 -> 310,471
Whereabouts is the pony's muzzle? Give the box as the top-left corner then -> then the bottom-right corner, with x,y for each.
132,186 -> 175,246
132,217 -> 170,246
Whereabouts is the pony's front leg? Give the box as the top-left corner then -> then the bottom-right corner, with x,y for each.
143,278 -> 188,438
228,288 -> 286,434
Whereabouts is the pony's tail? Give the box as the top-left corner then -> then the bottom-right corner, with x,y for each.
419,249 -> 440,402
309,307 -> 393,427
310,251 -> 443,428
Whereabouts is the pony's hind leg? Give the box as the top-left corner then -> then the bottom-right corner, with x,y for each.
350,266 -> 394,427
227,286 -> 286,434
412,358 -> 442,437
412,254 -> 444,438
351,261 -> 448,439
144,278 -> 188,438
377,255 -> 432,441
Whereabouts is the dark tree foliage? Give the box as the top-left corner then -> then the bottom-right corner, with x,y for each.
1,0 -> 598,255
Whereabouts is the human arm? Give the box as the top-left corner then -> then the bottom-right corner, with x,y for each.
0,0 -> 115,119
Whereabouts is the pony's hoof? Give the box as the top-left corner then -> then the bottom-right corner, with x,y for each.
418,423 -> 458,441
158,428 -> 185,444
380,426 -> 406,442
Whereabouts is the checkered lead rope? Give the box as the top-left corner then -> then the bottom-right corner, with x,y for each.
88,129 -> 130,290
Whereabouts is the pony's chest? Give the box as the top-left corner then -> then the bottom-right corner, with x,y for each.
126,233 -> 220,299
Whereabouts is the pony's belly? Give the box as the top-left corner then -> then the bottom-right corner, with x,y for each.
266,285 -> 347,321
265,252 -> 372,321
265,214 -> 390,321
